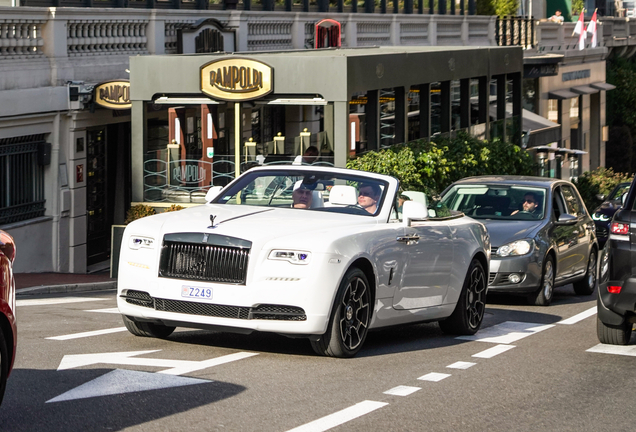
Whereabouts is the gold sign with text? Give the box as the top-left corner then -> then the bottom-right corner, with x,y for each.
200,58 -> 273,102
95,80 -> 131,109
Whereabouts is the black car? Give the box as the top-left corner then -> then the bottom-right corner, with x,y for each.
598,176 -> 636,344
592,182 -> 630,248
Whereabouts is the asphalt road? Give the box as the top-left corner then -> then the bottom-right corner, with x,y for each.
1,285 -> 634,432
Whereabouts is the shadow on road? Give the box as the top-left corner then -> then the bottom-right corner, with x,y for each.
486,283 -> 597,307
0,368 -> 245,432
155,299 -> 569,359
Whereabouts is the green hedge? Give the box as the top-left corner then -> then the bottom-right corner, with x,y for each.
573,167 -> 633,212
346,131 -> 535,194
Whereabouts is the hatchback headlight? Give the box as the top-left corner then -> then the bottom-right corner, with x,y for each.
497,239 -> 533,257
129,236 -> 155,250
268,250 -> 311,264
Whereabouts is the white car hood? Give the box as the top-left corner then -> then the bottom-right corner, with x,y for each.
132,204 -> 378,250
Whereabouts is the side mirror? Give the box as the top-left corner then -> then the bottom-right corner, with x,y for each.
402,200 -> 428,226
556,213 -> 577,225
205,186 -> 223,202
596,193 -> 606,201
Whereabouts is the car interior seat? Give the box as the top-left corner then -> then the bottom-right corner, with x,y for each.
327,185 -> 358,206
310,190 -> 324,208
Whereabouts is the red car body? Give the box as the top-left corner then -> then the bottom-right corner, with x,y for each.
0,230 -> 16,405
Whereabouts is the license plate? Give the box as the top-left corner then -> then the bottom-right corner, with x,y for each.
181,285 -> 212,300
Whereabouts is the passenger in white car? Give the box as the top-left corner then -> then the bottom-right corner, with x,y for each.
358,183 -> 381,214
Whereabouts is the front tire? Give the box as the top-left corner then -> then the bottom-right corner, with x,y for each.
122,315 -> 176,338
311,268 -> 371,358
573,249 -> 597,295
439,259 -> 487,335
0,330 -> 8,406
529,256 -> 554,306
597,317 -> 632,345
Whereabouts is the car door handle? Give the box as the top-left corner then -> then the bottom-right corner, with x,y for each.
397,235 -> 420,244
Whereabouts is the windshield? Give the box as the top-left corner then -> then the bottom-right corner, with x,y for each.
441,184 -> 547,220
212,170 -> 388,216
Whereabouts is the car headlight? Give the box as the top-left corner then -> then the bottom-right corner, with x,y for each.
592,213 -> 610,222
497,239 -> 533,257
268,250 -> 311,264
129,236 -> 155,250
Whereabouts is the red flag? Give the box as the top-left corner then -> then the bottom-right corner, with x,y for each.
587,10 -> 598,48
572,10 -> 585,36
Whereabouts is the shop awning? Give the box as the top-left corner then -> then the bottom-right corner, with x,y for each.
571,85 -> 598,95
527,146 -> 587,157
590,82 -> 616,91
548,89 -> 579,100
523,109 -> 561,148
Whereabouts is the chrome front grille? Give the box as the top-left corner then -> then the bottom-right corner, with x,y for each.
122,290 -> 307,321
159,240 -> 250,284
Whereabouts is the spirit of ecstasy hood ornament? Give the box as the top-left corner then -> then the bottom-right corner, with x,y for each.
208,214 -> 216,229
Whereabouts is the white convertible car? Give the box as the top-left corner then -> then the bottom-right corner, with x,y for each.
118,166 -> 490,357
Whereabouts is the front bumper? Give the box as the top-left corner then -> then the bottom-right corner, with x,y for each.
117,252 -> 344,336
487,255 -> 542,294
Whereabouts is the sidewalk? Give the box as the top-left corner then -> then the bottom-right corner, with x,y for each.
14,271 -> 117,296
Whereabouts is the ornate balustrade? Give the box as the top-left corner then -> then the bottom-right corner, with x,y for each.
2,6 -> 636,92
0,16 -> 46,59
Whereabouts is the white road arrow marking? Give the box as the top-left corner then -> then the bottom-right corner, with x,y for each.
17,297 -> 107,307
558,306 -> 597,325
457,321 -> 554,344
587,343 -> 636,356
285,401 -> 388,432
46,369 -> 210,403
47,327 -> 127,341
57,350 -> 259,375
84,308 -> 120,314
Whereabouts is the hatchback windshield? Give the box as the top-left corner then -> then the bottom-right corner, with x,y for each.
212,170 -> 388,216
441,184 -> 547,220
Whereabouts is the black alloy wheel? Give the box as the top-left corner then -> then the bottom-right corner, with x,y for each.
573,249 -> 597,295
530,256 -> 554,306
311,267 -> 371,358
439,259 -> 487,335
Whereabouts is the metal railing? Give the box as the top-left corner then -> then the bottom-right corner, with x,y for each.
0,136 -> 46,225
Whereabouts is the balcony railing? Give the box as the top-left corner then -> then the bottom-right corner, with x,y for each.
19,0 -> 477,14
496,17 -> 534,48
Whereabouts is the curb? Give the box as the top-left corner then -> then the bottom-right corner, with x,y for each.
16,281 -> 118,296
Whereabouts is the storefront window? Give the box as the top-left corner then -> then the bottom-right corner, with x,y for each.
548,99 -> 559,122
380,88 -> 396,148
142,100 -> 334,203
430,82 -> 441,135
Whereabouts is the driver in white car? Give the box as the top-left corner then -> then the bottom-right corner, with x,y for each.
511,192 -> 539,216
292,183 -> 314,209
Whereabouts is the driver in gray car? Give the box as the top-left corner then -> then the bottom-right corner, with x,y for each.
511,192 -> 539,216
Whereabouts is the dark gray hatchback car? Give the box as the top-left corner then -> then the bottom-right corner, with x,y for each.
440,176 -> 598,306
